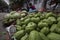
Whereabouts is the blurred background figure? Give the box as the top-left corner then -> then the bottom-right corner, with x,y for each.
46,0 -> 60,12
28,3 -> 36,13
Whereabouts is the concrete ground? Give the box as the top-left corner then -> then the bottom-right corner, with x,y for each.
0,13 -> 8,40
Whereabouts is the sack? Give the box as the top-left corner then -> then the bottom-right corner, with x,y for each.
6,25 -> 16,37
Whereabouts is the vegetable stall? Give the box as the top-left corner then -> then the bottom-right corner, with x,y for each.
3,11 -> 60,40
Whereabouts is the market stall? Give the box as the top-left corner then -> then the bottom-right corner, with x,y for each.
2,11 -> 60,40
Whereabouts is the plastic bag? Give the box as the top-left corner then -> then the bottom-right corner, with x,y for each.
6,25 -> 16,37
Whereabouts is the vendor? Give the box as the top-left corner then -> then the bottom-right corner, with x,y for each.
38,0 -> 60,12
28,3 -> 36,13
46,0 -> 60,12
25,0 -> 47,12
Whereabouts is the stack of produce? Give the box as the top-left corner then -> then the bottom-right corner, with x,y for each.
3,11 -> 27,26
3,11 -> 60,40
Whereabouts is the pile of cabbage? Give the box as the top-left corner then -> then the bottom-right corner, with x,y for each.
3,11 -> 60,40
3,11 -> 27,26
